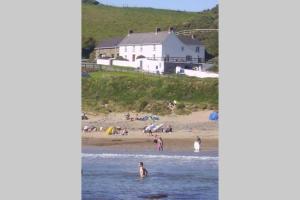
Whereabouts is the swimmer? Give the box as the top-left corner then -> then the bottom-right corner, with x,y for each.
139,162 -> 148,178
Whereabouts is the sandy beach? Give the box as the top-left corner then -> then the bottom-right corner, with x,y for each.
82,110 -> 218,151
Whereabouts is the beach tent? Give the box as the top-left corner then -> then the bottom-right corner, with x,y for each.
152,124 -> 164,132
145,124 -> 156,132
209,111 -> 219,121
106,127 -> 115,135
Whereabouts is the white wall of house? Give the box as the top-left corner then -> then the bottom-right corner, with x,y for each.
97,59 -> 111,65
119,44 -> 163,62
113,60 -> 135,68
162,33 -> 205,63
139,58 -> 164,74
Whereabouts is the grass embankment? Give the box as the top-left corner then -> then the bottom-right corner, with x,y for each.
82,70 -> 218,115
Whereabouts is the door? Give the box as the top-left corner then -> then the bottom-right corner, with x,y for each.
140,60 -> 143,68
132,54 -> 136,62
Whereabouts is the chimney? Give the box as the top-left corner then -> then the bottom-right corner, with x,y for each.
155,27 -> 161,34
168,27 -> 174,34
128,30 -> 133,35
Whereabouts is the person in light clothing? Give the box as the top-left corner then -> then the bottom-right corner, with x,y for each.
194,136 -> 201,152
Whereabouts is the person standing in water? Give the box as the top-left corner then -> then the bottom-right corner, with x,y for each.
139,162 -> 148,178
157,137 -> 164,151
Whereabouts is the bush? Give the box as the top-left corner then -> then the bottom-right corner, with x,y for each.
137,100 -> 148,112
177,103 -> 185,109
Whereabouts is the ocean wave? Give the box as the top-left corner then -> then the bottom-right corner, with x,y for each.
82,153 -> 218,161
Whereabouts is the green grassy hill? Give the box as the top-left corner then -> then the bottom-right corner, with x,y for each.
82,4 -> 197,44
82,70 -> 218,115
82,3 -> 218,59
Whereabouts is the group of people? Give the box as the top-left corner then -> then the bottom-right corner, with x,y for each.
139,136 -> 202,178
125,113 -> 145,121
82,125 -> 97,133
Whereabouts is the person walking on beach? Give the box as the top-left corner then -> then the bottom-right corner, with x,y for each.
157,137 -> 164,151
139,162 -> 148,178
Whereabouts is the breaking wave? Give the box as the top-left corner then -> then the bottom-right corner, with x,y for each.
82,153 -> 218,161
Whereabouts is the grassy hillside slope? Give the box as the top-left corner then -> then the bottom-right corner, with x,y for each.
82,71 -> 218,115
82,4 -> 197,44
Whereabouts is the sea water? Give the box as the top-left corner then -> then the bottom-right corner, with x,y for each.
82,146 -> 218,200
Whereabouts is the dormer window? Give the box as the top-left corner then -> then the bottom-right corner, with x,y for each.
181,46 -> 184,51
196,47 -> 200,52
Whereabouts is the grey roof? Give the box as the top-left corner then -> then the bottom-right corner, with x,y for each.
178,36 -> 203,46
96,37 -> 124,49
118,31 -> 170,46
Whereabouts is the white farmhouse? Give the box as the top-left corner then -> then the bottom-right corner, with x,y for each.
97,28 -> 207,74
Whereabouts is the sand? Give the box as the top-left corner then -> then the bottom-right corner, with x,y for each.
82,110 -> 218,151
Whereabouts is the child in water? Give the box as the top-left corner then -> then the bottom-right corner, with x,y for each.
139,162 -> 148,178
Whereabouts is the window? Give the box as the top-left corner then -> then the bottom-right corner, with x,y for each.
140,46 -> 143,52
181,46 -> 184,51
153,45 -> 156,51
198,56 -> 202,63
153,54 -> 156,60
186,55 -> 192,61
196,47 -> 200,52
133,45 -> 135,52
111,54 -> 114,58
124,46 -> 127,52
125,55 -> 127,59
156,66 -> 158,69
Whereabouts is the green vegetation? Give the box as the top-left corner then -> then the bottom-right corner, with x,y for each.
82,3 -> 218,62
82,4 -> 197,47
82,70 -> 218,115
174,5 -> 218,58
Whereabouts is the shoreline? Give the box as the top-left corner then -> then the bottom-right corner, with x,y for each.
82,110 -> 218,152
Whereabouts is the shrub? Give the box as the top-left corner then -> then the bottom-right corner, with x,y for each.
177,103 -> 185,109
137,100 -> 148,112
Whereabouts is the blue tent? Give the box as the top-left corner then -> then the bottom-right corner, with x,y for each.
209,111 -> 219,121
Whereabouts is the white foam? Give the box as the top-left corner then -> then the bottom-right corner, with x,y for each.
82,153 -> 218,161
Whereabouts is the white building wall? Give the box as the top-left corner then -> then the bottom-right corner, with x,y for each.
113,60 -> 135,68
162,33 -> 205,63
119,44 -> 163,62
96,59 -> 111,65
140,59 -> 164,74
